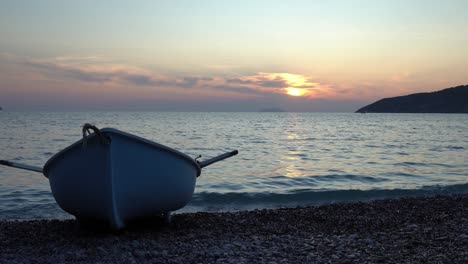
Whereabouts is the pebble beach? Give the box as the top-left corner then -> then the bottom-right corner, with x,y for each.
1,194 -> 467,263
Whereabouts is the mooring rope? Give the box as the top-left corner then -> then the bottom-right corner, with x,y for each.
82,123 -> 110,148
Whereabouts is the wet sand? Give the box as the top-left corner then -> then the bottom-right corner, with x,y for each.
1,195 -> 467,263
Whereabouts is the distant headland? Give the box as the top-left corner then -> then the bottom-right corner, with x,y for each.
259,107 -> 286,112
356,85 -> 468,113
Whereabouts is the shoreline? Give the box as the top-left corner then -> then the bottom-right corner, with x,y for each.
1,194 -> 467,263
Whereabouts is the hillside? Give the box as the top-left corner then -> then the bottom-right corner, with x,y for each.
356,85 -> 468,113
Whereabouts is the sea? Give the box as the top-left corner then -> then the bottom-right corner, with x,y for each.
0,112 -> 467,220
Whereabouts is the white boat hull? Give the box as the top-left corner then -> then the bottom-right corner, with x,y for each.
43,128 -> 200,229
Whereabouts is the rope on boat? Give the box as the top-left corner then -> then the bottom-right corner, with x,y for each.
82,123 -> 110,148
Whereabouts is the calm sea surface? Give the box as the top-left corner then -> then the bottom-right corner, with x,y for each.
0,112 -> 467,219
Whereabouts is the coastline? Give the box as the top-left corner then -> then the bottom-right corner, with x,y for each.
1,194 -> 467,263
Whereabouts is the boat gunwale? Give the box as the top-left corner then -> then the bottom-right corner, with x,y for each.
43,128 -> 201,177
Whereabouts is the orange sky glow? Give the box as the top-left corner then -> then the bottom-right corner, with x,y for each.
1,1 -> 467,111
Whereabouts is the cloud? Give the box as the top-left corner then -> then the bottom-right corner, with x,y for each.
214,72 -> 331,98
226,78 -> 255,85
211,85 -> 266,96
179,76 -> 213,88
123,74 -> 155,86
24,57 -> 167,86
257,77 -> 288,88
17,56 -> 218,90
1,54 -> 347,100
226,75 -> 288,88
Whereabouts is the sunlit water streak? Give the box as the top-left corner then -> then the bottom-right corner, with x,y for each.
0,112 -> 467,219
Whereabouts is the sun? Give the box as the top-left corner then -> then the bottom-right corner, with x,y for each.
269,73 -> 311,97
246,72 -> 315,97
285,87 -> 307,97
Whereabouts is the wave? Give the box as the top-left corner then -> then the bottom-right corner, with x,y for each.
201,174 -> 390,191
1,183 -> 468,219
182,183 -> 468,212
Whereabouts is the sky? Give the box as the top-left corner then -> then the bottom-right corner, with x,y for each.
0,0 -> 467,111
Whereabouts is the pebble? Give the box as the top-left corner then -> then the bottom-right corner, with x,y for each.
133,250 -> 146,258
0,194 -> 467,263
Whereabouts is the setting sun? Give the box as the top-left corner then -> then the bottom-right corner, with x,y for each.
285,87 -> 307,97
263,73 -> 314,97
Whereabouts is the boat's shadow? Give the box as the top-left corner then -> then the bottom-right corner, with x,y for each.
74,215 -> 172,235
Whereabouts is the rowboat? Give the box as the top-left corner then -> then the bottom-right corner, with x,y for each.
0,124 -> 238,229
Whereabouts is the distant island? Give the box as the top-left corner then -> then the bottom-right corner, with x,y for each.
259,107 -> 286,112
356,85 -> 468,113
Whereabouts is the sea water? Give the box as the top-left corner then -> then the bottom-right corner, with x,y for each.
0,112 -> 467,219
